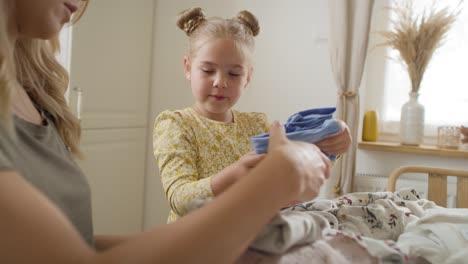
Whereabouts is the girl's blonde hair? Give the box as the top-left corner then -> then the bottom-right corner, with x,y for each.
0,0 -> 89,157
176,7 -> 260,63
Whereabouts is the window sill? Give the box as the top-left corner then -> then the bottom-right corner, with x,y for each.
358,141 -> 468,159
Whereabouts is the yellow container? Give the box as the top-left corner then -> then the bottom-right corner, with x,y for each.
362,110 -> 378,141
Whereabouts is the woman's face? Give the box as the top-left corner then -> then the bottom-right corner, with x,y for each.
13,0 -> 81,39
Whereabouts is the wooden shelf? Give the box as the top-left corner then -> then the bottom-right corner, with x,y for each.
358,141 -> 468,159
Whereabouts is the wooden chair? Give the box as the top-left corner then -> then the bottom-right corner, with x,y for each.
386,166 -> 468,208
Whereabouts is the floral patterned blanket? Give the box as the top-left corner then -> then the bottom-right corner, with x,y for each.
237,188 -> 468,264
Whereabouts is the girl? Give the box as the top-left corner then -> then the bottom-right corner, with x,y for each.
0,0 -> 331,263
153,7 -> 351,222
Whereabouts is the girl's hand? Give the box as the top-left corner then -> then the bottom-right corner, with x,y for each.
211,152 -> 265,195
314,119 -> 351,156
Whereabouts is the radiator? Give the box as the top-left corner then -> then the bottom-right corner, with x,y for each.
354,172 -> 457,208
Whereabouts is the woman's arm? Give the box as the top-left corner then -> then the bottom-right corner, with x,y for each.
94,235 -> 136,252
0,170 -> 95,263
210,152 -> 265,195
0,122 -> 330,264
0,166 -> 284,264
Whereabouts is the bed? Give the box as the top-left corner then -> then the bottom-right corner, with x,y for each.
237,166 -> 468,264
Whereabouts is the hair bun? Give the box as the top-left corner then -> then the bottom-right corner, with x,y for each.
235,10 -> 260,37
177,7 -> 206,36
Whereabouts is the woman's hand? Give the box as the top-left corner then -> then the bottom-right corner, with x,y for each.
314,119 -> 351,156
211,152 -> 265,196
266,121 -> 332,203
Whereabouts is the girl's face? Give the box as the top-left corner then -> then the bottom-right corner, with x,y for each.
185,38 -> 252,122
13,0 -> 81,39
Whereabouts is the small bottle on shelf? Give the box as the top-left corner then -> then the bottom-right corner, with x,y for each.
362,110 -> 378,142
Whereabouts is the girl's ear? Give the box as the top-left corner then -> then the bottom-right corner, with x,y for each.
183,56 -> 191,80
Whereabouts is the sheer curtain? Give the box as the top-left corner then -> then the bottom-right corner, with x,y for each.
325,0 -> 375,197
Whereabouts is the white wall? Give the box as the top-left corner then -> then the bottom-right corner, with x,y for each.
144,0 -> 336,226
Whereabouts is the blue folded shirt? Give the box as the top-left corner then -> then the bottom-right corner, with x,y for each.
250,107 -> 341,160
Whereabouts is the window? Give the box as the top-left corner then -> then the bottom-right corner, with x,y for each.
366,1 -> 468,138
57,26 -> 73,103
57,26 -> 73,71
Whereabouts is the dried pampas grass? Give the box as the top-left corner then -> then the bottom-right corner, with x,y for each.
380,1 -> 460,93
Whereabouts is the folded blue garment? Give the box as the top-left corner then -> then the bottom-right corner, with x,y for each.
250,107 -> 340,160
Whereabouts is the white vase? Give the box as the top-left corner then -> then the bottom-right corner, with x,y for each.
400,92 -> 425,145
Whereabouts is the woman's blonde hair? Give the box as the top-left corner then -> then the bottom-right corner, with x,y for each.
176,7 -> 260,63
0,0 -> 89,157
0,0 -> 15,127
